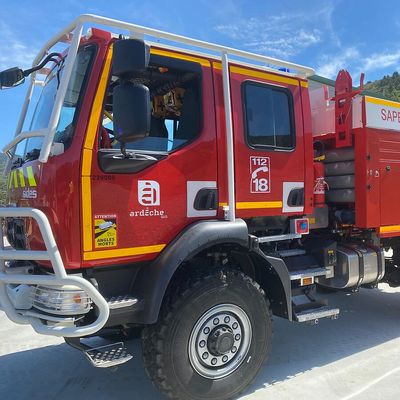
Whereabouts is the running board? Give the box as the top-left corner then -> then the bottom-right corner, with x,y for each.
65,337 -> 133,368
84,342 -> 133,368
294,306 -> 340,323
289,267 -> 329,281
278,249 -> 306,257
257,233 -> 301,243
107,295 -> 138,310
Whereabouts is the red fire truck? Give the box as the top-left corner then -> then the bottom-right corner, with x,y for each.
1,14 -> 400,400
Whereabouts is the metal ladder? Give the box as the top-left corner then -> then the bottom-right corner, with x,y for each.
253,234 -> 340,324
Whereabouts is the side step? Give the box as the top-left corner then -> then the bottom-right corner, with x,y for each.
289,267 -> 329,281
107,295 -> 138,309
65,338 -> 133,369
84,342 -> 133,368
294,306 -> 340,323
292,288 -> 340,324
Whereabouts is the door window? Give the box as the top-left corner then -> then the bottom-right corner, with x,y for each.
243,82 -> 295,150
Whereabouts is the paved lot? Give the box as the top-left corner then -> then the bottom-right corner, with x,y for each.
1,283 -> 400,400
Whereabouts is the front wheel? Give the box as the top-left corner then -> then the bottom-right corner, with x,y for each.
142,270 -> 272,400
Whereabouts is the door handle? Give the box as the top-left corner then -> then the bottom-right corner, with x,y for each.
386,165 -> 391,172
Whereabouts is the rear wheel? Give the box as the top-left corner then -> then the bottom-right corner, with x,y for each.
142,269 -> 272,400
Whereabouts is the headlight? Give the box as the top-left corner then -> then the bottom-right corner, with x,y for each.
32,285 -> 92,315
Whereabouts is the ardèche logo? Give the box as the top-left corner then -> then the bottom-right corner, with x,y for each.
130,180 -> 167,218
138,180 -> 160,206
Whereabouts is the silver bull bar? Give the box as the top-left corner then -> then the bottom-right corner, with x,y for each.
0,207 -> 109,337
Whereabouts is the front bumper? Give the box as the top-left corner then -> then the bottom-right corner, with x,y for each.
0,207 -> 109,337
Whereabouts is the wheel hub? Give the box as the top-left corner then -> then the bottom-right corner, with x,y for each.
208,326 -> 235,355
188,304 -> 252,379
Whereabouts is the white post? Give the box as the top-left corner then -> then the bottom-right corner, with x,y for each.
39,23 -> 83,163
4,79 -> 35,174
221,52 -> 236,222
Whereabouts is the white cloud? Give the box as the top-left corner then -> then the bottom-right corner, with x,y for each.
215,13 -> 323,58
362,51 -> 400,72
0,22 -> 38,71
316,47 -> 360,78
316,48 -> 400,79
214,5 -> 338,59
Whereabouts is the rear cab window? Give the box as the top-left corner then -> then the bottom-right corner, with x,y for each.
243,82 -> 295,150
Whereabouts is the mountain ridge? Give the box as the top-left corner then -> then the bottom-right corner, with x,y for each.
364,71 -> 400,102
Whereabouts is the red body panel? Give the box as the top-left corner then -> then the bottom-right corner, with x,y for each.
354,127 -> 381,228
376,129 -> 400,226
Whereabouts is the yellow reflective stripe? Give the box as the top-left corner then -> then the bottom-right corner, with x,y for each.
213,61 -> 301,87
26,166 -> 37,187
82,149 -> 93,176
231,65 -> 299,86
12,170 -> 18,188
82,176 -> 92,252
151,48 -> 210,67
83,244 -> 166,261
236,201 -> 283,209
82,46 -> 113,253
380,225 -> 400,234
219,201 -> 283,209
18,169 -> 26,187
365,96 -> 400,109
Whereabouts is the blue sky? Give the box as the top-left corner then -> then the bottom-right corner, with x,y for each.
0,0 -> 399,149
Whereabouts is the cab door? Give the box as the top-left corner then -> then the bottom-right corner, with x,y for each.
229,67 -> 307,220
81,48 -> 218,267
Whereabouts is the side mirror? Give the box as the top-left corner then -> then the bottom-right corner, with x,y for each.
113,82 -> 151,143
0,67 -> 25,89
112,38 -> 151,143
113,38 -> 150,77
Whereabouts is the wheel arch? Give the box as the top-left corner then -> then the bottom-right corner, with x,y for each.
226,248 -> 292,320
132,219 -> 249,324
132,219 -> 292,324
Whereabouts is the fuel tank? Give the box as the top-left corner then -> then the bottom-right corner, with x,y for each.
317,244 -> 384,289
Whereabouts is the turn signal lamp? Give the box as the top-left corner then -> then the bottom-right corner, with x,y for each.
300,277 -> 314,286
32,285 -> 92,315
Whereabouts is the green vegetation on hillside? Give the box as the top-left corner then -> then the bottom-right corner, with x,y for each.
364,71 -> 400,102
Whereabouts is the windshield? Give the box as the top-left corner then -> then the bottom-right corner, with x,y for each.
15,45 -> 95,164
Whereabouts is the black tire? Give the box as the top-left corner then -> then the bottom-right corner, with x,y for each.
142,269 -> 272,400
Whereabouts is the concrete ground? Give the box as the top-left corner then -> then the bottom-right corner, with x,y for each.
1,284 -> 400,400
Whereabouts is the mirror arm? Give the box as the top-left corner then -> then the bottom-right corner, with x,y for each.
120,142 -> 132,159
23,52 -> 64,78
0,52 -> 64,89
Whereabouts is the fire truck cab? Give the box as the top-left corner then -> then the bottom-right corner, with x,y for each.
1,14 -> 400,400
